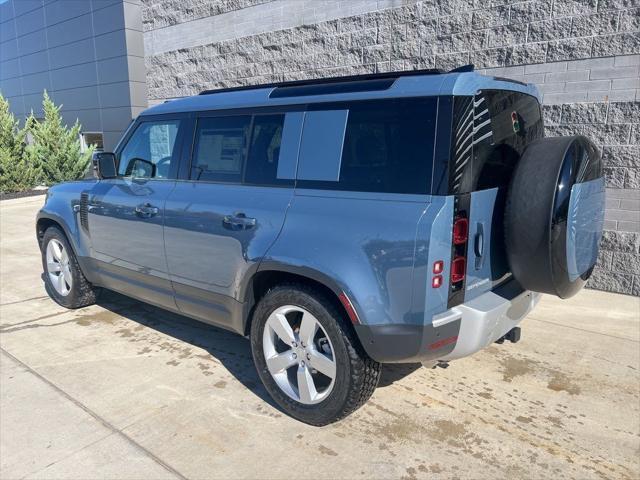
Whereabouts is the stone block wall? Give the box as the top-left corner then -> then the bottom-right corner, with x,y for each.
141,0 -> 640,295
141,0 -> 270,32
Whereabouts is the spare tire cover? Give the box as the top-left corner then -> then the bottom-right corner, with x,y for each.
505,136 -> 605,298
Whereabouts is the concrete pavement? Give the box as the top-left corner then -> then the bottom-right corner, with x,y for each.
1,195 -> 639,480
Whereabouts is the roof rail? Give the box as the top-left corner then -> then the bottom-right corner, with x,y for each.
199,68 -> 444,96
449,64 -> 475,73
198,66 -> 476,96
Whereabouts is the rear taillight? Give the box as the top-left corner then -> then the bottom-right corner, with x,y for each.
446,177 -> 471,307
453,217 -> 469,245
449,209 -> 469,299
433,260 -> 444,274
451,256 -> 466,283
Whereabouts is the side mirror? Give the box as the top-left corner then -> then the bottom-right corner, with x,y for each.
125,158 -> 156,179
92,152 -> 117,179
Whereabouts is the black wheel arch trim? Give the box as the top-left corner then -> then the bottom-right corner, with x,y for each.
36,211 -> 77,251
36,211 -> 95,282
240,261 -> 365,338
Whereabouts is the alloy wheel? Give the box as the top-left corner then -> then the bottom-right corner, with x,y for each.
262,305 -> 336,405
46,239 -> 72,296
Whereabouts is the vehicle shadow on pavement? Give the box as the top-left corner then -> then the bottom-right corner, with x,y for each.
95,290 -> 281,411
95,290 -> 424,408
378,363 -> 423,387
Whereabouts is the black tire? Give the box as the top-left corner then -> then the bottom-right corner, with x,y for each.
504,135 -> 605,298
250,283 -> 381,426
41,226 -> 100,308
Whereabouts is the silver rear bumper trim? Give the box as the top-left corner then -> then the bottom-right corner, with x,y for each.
436,289 -> 541,361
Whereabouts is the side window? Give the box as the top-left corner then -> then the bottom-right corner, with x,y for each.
191,116 -> 251,182
190,113 -> 299,185
297,98 -> 437,194
118,120 -> 180,179
244,114 -> 286,185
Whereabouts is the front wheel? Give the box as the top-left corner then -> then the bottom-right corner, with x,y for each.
41,226 -> 100,309
250,284 -> 381,426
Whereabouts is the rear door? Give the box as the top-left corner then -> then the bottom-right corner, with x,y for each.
88,116 -> 184,309
163,110 -> 303,330
450,90 -> 544,301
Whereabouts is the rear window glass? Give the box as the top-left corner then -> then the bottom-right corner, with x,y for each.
297,98 -> 437,194
451,90 -> 544,193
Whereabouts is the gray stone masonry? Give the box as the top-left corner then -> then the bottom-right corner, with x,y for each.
141,0 -> 271,32
144,0 -> 640,96
142,0 -> 640,295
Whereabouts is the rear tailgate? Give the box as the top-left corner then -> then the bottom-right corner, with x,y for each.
449,90 -> 545,302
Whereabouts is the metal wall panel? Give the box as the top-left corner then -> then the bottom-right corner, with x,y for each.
0,0 -> 147,150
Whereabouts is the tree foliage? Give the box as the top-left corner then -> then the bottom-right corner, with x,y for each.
0,91 -> 94,194
0,94 -> 38,193
25,91 -> 93,186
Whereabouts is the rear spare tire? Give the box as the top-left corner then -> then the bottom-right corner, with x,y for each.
505,136 -> 605,298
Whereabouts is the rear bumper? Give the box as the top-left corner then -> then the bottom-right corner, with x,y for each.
437,287 -> 541,361
355,283 -> 541,363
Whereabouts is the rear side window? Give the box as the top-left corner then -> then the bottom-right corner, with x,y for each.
297,98 -> 437,194
190,113 -> 294,185
244,114 -> 286,185
191,116 -> 251,182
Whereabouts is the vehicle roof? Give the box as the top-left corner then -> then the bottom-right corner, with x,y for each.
141,71 -> 541,117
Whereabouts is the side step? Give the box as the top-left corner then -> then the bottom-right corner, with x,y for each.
495,327 -> 521,345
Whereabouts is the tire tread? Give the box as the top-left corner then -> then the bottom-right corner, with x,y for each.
251,282 -> 381,425
42,226 -> 99,309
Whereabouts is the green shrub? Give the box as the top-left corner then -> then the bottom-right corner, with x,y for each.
25,91 -> 93,186
0,94 -> 39,193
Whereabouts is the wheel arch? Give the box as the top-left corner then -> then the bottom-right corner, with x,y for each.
36,213 -> 95,282
36,214 -> 75,251
241,263 -> 365,352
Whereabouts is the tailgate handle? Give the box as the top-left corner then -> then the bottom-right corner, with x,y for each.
474,222 -> 484,270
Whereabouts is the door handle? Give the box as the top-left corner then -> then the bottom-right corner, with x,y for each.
474,222 -> 484,270
135,203 -> 159,218
223,212 -> 256,230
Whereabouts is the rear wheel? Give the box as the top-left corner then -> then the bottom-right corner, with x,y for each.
250,284 -> 381,425
41,226 -> 100,308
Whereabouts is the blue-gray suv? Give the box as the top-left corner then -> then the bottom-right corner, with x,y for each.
37,68 -> 605,425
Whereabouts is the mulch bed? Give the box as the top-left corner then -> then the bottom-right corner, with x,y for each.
0,189 -> 48,201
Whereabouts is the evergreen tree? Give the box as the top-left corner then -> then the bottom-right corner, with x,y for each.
0,94 -> 38,193
25,91 -> 93,186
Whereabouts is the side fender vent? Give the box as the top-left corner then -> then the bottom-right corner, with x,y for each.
79,192 -> 89,231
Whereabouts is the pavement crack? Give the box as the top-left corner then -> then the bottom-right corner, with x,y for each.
527,316 -> 640,343
0,311 -> 71,331
19,432 -> 115,480
0,348 -> 188,480
0,295 -> 48,306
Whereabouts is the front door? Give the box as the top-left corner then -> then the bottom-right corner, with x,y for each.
88,117 -> 184,309
164,112 -> 302,330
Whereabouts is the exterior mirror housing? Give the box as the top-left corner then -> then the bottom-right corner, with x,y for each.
92,152 -> 117,179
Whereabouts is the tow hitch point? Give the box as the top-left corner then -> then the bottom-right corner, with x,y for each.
496,327 -> 521,344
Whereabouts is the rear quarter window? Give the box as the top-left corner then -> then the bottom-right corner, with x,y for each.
297,98 -> 437,195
